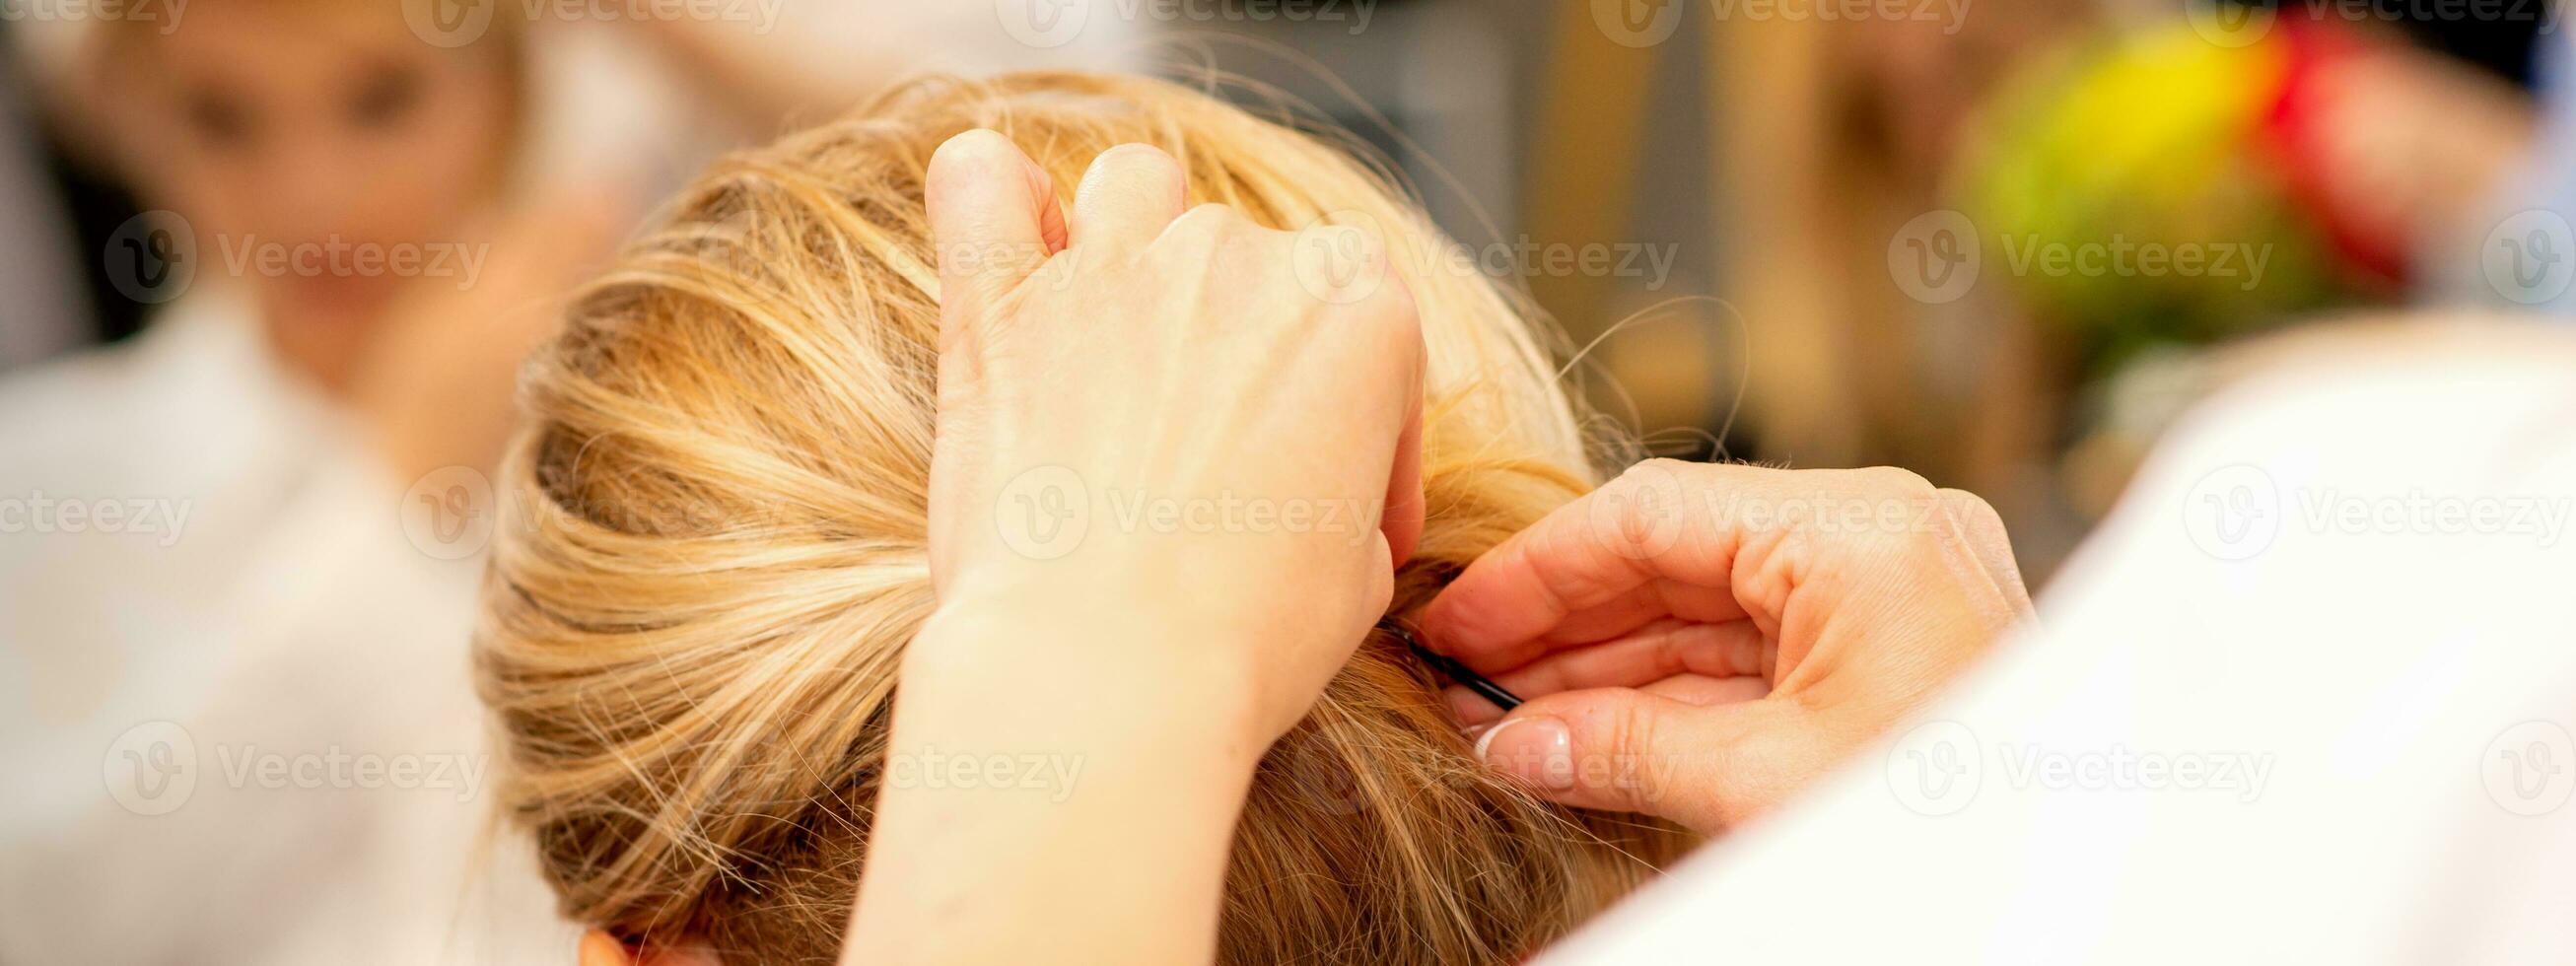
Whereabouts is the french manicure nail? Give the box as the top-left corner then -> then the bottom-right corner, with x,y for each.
1474,716 -> 1574,791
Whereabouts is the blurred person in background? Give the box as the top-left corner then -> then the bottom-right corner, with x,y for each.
0,5 -> 626,962
0,1 -> 1138,962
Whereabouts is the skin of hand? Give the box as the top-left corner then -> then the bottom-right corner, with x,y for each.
351,182 -> 632,483
843,131 -> 1425,965
1421,460 -> 2032,835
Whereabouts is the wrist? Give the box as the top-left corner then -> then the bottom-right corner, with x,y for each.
903,598 -> 1274,769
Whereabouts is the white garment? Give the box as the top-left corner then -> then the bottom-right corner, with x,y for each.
0,10 -> 1146,960
1546,328 -> 2576,964
0,300 -> 571,964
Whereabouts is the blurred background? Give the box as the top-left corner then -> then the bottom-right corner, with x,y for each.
0,0 -> 2566,961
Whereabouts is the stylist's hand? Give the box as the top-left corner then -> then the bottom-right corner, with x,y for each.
916,131 -> 1426,747
1423,461 -> 2030,834
850,131 -> 1422,966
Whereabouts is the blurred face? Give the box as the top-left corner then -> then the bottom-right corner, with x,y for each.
117,1 -> 514,387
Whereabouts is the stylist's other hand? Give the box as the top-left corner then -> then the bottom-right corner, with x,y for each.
1422,461 -> 2030,833
356,179 -> 632,482
917,132 -> 1426,747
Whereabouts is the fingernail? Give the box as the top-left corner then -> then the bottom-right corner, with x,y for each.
1474,716 -> 1573,791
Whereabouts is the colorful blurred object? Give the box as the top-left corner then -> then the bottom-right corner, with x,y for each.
1962,20 -> 2375,371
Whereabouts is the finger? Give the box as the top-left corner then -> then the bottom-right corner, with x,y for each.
1421,460 -> 1752,663
1471,688 -> 1816,833
1451,671 -> 1768,726
1377,273 -> 1426,566
1439,578 -> 1760,677
1456,671 -> 1767,731
1639,672 -> 1771,706
926,129 -> 1067,345
1444,618 -> 1770,724
1069,143 -> 1188,252
1937,488 -> 2033,617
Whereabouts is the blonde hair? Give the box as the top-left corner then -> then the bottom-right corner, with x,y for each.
476,71 -> 1689,964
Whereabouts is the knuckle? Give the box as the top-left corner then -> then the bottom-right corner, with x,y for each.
1367,311 -> 1424,369
1850,465 -> 1936,497
1633,456 -> 1698,477
1936,487 -> 2001,529
1358,276 -> 1421,332
1614,457 -> 1699,494
1087,143 -> 1186,194
1164,203 -> 1236,242
1615,457 -> 1674,483
1600,699 -> 1664,804
1336,224 -> 1389,258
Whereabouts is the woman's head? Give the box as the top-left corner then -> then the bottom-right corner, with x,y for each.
477,71 -> 1687,964
95,0 -> 522,383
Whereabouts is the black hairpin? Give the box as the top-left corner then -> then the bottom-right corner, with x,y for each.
1379,619 -> 1522,712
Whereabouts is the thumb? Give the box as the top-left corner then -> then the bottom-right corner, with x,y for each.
1472,689 -> 1820,833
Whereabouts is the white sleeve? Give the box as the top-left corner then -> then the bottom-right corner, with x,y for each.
1542,330 -> 2576,965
